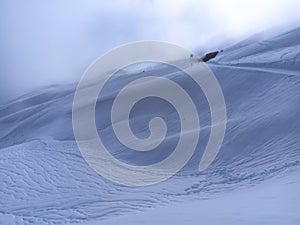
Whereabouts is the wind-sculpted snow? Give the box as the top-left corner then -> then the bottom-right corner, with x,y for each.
215,27 -> 300,71
1,28 -> 300,224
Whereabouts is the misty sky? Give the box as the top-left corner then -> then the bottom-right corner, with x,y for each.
1,0 -> 300,103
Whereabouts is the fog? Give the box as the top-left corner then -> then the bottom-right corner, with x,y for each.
1,0 -> 300,103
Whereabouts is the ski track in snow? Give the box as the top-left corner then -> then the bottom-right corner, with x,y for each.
1,27 -> 300,224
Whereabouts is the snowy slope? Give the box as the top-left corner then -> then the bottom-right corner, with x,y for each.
1,28 -> 300,224
88,172 -> 300,225
214,27 -> 300,70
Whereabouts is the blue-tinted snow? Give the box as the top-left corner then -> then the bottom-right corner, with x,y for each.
0,27 -> 300,224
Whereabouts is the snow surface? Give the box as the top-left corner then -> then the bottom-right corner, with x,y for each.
0,27 -> 300,224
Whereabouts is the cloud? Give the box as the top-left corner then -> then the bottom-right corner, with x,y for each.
0,0 -> 299,103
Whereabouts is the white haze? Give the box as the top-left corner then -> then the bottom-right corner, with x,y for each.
0,0 -> 300,103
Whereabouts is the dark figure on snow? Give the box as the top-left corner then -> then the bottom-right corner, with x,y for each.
201,50 -> 223,62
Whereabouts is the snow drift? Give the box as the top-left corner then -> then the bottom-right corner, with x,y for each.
0,27 -> 300,224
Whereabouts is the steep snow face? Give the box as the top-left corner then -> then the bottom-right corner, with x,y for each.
1,28 -> 300,224
214,27 -> 300,70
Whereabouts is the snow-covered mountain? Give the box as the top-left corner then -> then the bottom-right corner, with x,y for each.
0,27 -> 300,225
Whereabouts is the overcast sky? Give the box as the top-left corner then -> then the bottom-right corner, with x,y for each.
1,0 -> 300,103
